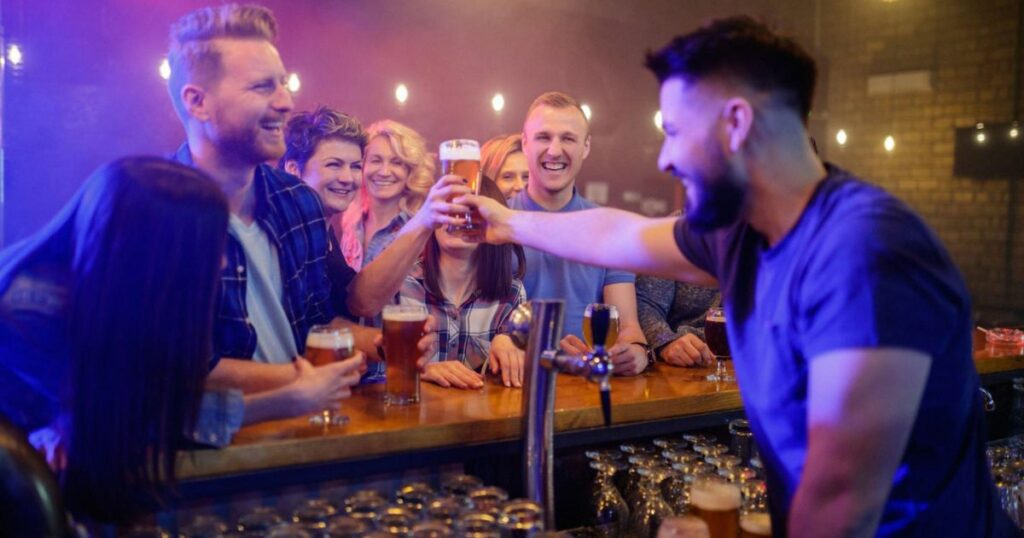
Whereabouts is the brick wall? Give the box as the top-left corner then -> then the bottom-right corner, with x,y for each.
815,0 -> 1024,312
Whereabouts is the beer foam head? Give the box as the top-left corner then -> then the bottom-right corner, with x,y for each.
439,139 -> 480,161
656,516 -> 710,538
740,512 -> 771,535
690,480 -> 741,511
382,306 -> 428,322
307,330 -> 354,349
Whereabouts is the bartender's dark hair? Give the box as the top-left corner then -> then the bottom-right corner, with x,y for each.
645,15 -> 817,121
0,157 -> 228,522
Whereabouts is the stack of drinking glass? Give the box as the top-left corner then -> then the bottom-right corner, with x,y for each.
584,419 -> 771,538
123,475 -> 548,537
989,435 -> 1024,529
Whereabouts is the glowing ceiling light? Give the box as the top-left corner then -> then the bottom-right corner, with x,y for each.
7,44 -> 22,66
1011,124 -> 1019,139
395,83 -> 409,104
654,110 -> 663,130
976,132 -> 987,144
287,73 -> 301,93
491,93 -> 505,112
884,135 -> 896,152
836,129 -> 848,146
581,103 -> 592,121
158,58 -> 171,80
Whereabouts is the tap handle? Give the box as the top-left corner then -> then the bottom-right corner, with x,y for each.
589,305 -> 612,353
599,381 -> 612,427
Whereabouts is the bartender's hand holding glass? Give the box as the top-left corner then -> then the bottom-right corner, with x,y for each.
489,333 -> 525,387
452,192 -> 515,244
659,333 -> 714,367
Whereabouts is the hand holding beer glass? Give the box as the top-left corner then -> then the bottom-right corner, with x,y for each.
306,324 -> 356,426
383,305 -> 428,405
704,306 -> 733,382
440,139 -> 485,241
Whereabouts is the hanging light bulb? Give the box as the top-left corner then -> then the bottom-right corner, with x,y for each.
884,135 -> 896,152
836,129 -> 848,146
395,83 -> 409,104
158,58 -> 171,80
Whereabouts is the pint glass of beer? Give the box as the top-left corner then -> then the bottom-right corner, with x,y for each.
383,305 -> 427,405
739,511 -> 772,538
704,306 -> 733,382
440,139 -> 484,241
306,324 -> 355,426
689,475 -> 741,538
583,303 -> 619,350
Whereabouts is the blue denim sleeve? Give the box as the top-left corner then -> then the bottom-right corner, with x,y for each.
188,389 -> 245,448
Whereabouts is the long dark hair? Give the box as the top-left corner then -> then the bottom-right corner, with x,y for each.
0,157 -> 228,522
422,177 -> 524,301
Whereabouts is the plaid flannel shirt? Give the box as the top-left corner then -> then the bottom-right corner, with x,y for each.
174,143 -> 333,360
398,269 -> 526,370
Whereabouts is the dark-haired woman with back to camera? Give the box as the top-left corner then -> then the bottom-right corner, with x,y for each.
0,157 -> 358,524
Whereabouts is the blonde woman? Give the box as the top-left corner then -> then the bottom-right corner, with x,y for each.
481,134 -> 529,200
340,120 -> 435,270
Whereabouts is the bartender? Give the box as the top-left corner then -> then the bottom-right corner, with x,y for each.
459,15 -> 1015,538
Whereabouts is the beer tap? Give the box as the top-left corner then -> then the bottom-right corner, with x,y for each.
503,300 -> 614,530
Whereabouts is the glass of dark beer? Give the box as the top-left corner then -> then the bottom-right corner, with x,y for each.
383,305 -> 427,405
440,139 -> 485,241
306,324 -> 355,426
704,306 -> 733,382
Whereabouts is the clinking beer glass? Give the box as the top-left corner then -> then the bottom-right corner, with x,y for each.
306,324 -> 355,426
440,139 -> 485,241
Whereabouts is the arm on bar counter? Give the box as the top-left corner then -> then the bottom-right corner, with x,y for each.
790,348 -> 930,538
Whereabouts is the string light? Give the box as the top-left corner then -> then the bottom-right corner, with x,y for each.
491,93 -> 505,113
836,129 -> 848,146
653,110 -> 663,130
581,103 -> 592,121
395,83 -> 409,104
884,135 -> 896,152
158,58 -> 171,80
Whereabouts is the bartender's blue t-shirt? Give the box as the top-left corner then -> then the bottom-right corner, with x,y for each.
674,165 -> 1015,537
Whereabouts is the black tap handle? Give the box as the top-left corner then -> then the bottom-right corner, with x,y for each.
600,387 -> 612,427
590,305 -> 611,352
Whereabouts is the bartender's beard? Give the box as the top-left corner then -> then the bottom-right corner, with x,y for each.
683,141 -> 748,233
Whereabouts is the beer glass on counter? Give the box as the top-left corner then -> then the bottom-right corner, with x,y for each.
440,139 -> 485,241
689,474 -> 741,538
704,306 -> 733,382
306,325 -> 355,426
383,305 -> 427,405
583,303 -> 619,350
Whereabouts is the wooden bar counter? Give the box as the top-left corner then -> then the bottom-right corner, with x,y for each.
176,329 -> 1024,494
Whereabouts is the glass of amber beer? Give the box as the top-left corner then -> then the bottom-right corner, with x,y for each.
583,303 -> 619,350
383,305 -> 427,405
306,324 -> 355,426
689,474 -> 741,538
440,139 -> 485,241
704,306 -> 733,382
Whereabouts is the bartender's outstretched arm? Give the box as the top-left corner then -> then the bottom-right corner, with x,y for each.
458,194 -> 716,286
